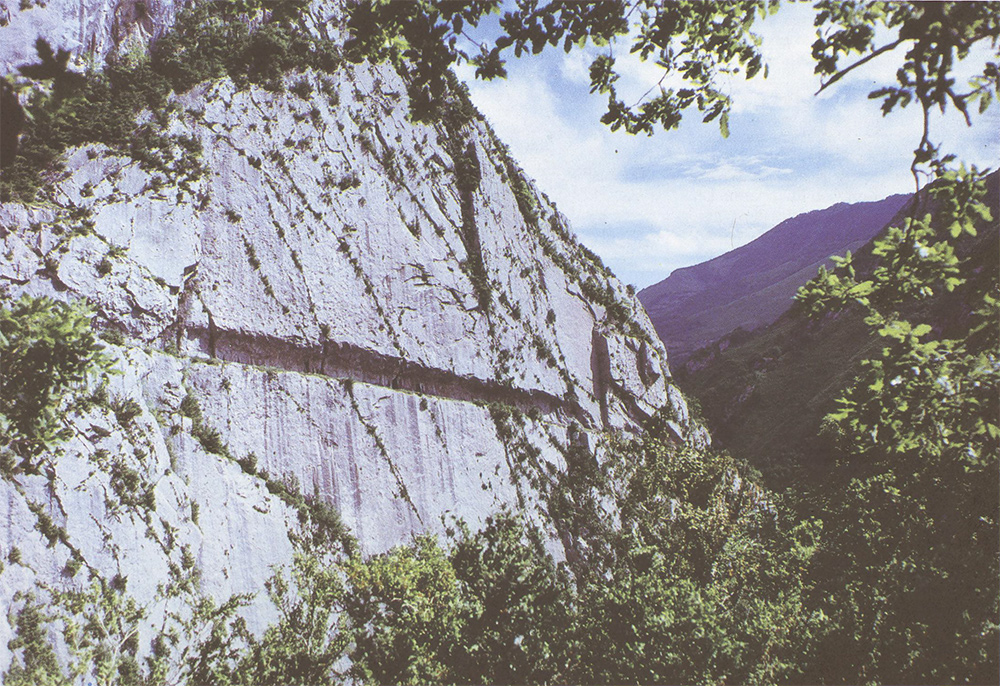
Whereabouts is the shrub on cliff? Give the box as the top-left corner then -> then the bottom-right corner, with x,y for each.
0,0 -> 339,203
0,295 -> 112,476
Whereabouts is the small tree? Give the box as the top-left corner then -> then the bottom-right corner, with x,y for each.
0,295 -> 112,476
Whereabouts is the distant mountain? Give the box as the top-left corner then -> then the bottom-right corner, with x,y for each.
675,171 -> 998,489
638,194 -> 910,366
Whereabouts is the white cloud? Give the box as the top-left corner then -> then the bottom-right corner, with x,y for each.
686,156 -> 793,181
558,50 -> 593,87
456,4 -> 999,289
579,228 -> 735,286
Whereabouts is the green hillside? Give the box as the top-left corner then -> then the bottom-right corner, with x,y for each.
678,171 -> 999,493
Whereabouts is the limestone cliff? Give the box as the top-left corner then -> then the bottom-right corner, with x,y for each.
0,0 -> 706,669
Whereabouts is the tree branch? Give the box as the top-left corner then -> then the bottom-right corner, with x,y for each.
947,89 -> 973,126
815,38 -> 906,96
632,69 -> 670,108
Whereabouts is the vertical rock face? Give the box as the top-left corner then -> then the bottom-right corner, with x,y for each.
0,0 -> 704,667
0,0 -> 182,75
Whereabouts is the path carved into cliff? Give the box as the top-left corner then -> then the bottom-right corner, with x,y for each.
183,325 -> 601,428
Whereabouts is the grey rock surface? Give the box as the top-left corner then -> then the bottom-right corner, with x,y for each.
0,0 -> 705,673
0,0 -> 182,75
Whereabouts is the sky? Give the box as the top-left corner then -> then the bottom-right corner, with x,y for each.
454,3 -> 999,289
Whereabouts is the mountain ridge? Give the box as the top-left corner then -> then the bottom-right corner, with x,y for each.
639,193 -> 910,365
675,170 -> 998,487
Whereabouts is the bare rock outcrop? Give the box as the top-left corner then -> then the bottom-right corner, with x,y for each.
0,0 -> 182,75
0,0 -> 705,670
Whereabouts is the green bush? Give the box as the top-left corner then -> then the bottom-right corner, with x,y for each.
178,393 -> 203,422
236,452 -> 258,475
192,423 -> 227,456
111,395 -> 142,426
1,0 -> 342,203
3,598 -> 63,686
0,295 -> 111,475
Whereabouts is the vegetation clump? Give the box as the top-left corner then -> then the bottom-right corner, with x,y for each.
0,0 -> 344,203
0,295 -> 112,476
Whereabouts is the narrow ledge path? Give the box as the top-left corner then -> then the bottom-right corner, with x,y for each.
182,326 -> 602,429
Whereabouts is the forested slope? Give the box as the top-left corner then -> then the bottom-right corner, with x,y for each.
678,171 -> 998,491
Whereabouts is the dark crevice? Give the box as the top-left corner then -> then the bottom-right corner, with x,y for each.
590,327 -> 611,430
205,306 -> 218,358
454,140 -> 490,313
35,264 -> 72,292
183,326 -> 597,429
606,379 -> 654,431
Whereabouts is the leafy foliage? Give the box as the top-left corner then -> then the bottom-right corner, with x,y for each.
792,167 -> 1000,684
151,0 -> 332,94
4,597 -> 63,686
346,0 -> 780,136
811,2 -> 1000,127
344,1 -> 502,120
577,427 -> 819,685
348,1 -> 999,141
344,535 -> 464,685
1,42 -> 183,202
447,514 -> 576,685
349,2 -> 999,683
0,295 -> 112,475
58,577 -> 146,686
323,463 -> 813,686
230,553 -> 349,686
2,2 -> 997,684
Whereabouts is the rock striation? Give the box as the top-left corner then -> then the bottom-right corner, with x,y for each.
0,0 -> 705,669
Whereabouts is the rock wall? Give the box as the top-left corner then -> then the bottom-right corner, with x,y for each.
0,0 -> 706,671
0,0 -> 183,75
